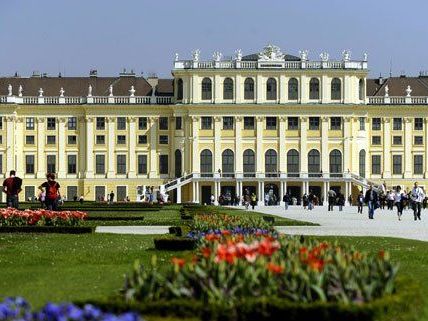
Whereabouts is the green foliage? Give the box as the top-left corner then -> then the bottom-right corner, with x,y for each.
154,237 -> 197,251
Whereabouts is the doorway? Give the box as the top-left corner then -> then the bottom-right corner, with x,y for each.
264,183 -> 279,205
286,186 -> 301,205
201,185 -> 212,205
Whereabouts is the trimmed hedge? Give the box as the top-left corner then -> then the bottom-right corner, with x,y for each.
168,226 -> 182,236
262,216 -> 275,223
0,226 -> 94,234
153,236 -> 196,251
59,208 -> 160,212
82,279 -> 420,321
86,216 -> 145,221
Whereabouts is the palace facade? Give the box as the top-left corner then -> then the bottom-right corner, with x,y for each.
1,44 -> 428,205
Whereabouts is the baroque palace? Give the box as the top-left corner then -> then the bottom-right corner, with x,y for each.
1,44 -> 428,205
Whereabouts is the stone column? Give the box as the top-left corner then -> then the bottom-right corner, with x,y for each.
85,117 -> 94,178
300,75 -> 308,104
425,118 -> 428,178
279,75 -> 287,103
235,116 -> 243,176
343,117 -> 351,173
78,116 -> 86,178
191,116 -> 200,173
149,117 -> 158,178
321,116 -> 329,176
214,116 -> 222,173
256,75 -> 263,104
57,117 -> 67,178
300,117 -> 308,177
279,116 -> 287,174
128,117 -> 137,178
15,117 -> 24,176
176,185 -> 182,204
404,117 -> 412,178
257,181 -> 265,206
235,74 -> 242,104
192,181 -> 196,203
106,117 -> 115,178
256,116 -> 264,175
36,117 -> 46,178
382,118 -> 391,178
5,116 -> 15,175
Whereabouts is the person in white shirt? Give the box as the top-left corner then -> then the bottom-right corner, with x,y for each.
411,182 -> 425,221
394,186 -> 404,221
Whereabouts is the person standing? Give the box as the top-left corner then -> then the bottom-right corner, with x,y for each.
210,194 -> 215,205
109,191 -> 115,204
357,191 -> 364,214
337,191 -> 345,211
394,185 -> 405,221
283,193 -> 290,211
2,170 -> 22,209
411,182 -> 425,221
327,188 -> 336,211
302,193 -> 308,210
307,192 -> 314,210
364,184 -> 378,219
250,192 -> 257,210
39,173 -> 60,211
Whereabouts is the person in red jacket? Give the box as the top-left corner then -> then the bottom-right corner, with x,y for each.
2,170 -> 22,209
38,173 -> 61,210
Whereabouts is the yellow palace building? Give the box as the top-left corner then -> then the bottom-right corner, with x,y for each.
1,44 -> 428,205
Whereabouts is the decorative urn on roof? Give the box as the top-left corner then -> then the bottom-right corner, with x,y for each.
406,85 -> 412,97
258,44 -> 285,61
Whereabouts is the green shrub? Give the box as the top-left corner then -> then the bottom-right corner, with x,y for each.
86,216 -> 145,221
0,226 -> 94,234
153,236 -> 196,251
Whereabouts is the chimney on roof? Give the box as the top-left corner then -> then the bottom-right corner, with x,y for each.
89,69 -> 97,77
31,71 -> 41,78
119,68 -> 136,77
378,75 -> 384,85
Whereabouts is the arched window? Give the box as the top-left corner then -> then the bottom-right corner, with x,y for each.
201,78 -> 212,100
174,149 -> 182,178
359,79 -> 365,101
222,149 -> 234,177
331,78 -> 341,100
244,78 -> 254,100
223,78 -> 234,100
359,149 -> 366,178
288,78 -> 298,100
265,149 -> 278,176
200,149 -> 213,177
309,78 -> 320,100
266,78 -> 277,100
329,149 -> 342,177
243,149 -> 255,177
287,149 -> 299,177
308,149 -> 321,177
176,78 -> 183,100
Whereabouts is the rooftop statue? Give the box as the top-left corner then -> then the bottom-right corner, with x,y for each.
212,51 -> 222,62
7,84 -> 12,96
342,50 -> 351,62
406,85 -> 412,97
129,86 -> 135,97
192,49 -> 200,62
384,85 -> 389,97
363,52 -> 368,62
174,53 -> 179,61
109,85 -> 113,97
38,88 -> 43,97
258,44 -> 285,61
59,87 -> 65,97
320,52 -> 329,62
18,85 -> 23,97
235,49 -> 243,61
88,84 -> 92,97
299,50 -> 309,61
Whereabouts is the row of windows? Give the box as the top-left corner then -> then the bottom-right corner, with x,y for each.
371,117 -> 424,131
177,77 -> 361,101
371,154 -> 425,175
371,135 -> 424,146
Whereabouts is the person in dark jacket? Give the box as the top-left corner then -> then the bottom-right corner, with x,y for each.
364,184 -> 378,219
282,193 -> 290,210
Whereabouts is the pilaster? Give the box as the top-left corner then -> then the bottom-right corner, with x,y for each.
404,117 -> 412,177
279,116 -> 286,173
382,118 -> 391,178
85,117 -> 94,178
149,116 -> 158,178
191,116 -> 200,173
256,116 -> 264,174
343,116 -> 351,173
36,117 -> 46,178
300,116 -> 308,176
57,117 -> 67,178
321,116 -> 329,175
15,117 -> 24,175
214,116 -> 222,173
5,115 -> 15,174
235,116 -> 243,175
128,117 -> 137,178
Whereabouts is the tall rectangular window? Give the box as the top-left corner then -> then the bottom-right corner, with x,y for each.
159,155 -> 168,174
372,136 -> 381,145
117,117 -> 126,130
372,118 -> 381,131
138,135 -> 147,144
137,155 -> 148,174
244,117 -> 255,130
392,155 -> 402,175
95,155 -> 105,174
96,135 -> 105,145
96,117 -> 105,130
159,135 -> 169,144
393,118 -> 402,130
116,155 -> 127,174
67,135 -> 77,145
414,155 -> 423,174
0,155 -> 2,174
47,135 -> 56,144
68,117 -> 77,130
288,117 -> 298,130
67,155 -> 77,174
159,117 -> 168,130
138,117 -> 147,130
415,118 -> 423,130
26,117 -> 35,130
25,155 -> 35,174
414,136 -> 423,145
223,117 -> 234,130
25,135 -> 35,145
47,155 -> 56,174
175,117 -> 182,130
359,117 -> 365,131
393,136 -> 402,145
201,117 -> 212,130
309,117 -> 320,130
47,117 -> 56,130
266,117 -> 277,130
371,155 -> 381,175
330,117 -> 342,130
117,135 -> 126,144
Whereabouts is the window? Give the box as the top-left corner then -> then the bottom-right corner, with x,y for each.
308,149 -> 321,176
0,136 -> 2,144
117,117 -> 126,130
47,118 -> 56,130
393,136 -> 402,145
359,117 -> 366,131
200,149 -> 213,176
25,135 -> 35,145
138,135 -> 147,144
67,186 -> 78,201
117,135 -> 126,144
359,150 -> 366,178
265,149 -> 277,176
138,155 -> 148,174
266,117 -> 277,130
116,155 -> 127,174
372,118 -> 381,130
47,135 -> 56,144
244,78 -> 254,100
47,155 -> 56,174
415,136 -> 423,145
266,78 -> 277,100
95,155 -> 105,174
392,155 -> 402,175
309,78 -> 320,100
0,118 -> 2,129
288,78 -> 298,100
201,78 -> 212,100
159,135 -> 169,144
223,78 -> 233,100
138,117 -> 147,130
68,117 -> 77,130
159,117 -> 168,130
175,117 -> 182,130
25,155 -> 35,174
159,155 -> 168,175
96,117 -> 105,130
415,118 -> 423,130
329,149 -> 342,176
244,117 -> 255,130
25,186 -> 35,201
287,149 -> 299,176
393,118 -> 402,130
26,117 -> 34,130
223,117 -> 234,130
330,117 -> 341,130
243,149 -> 255,177
309,117 -> 320,130
222,149 -> 234,176
117,186 -> 127,202
96,135 -> 105,145
288,117 -> 298,130
359,79 -> 365,100
331,78 -> 341,100
0,155 -> 2,174
414,155 -> 423,174
201,117 -> 212,130
176,78 -> 183,100
372,136 -> 381,145
95,186 -> 106,201
68,135 -> 77,145
67,155 -> 77,174
371,155 -> 381,175
174,150 -> 182,178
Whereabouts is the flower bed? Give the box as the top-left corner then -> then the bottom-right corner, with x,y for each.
0,208 -> 87,227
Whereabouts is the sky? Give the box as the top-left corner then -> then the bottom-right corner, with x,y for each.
0,0 -> 427,79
